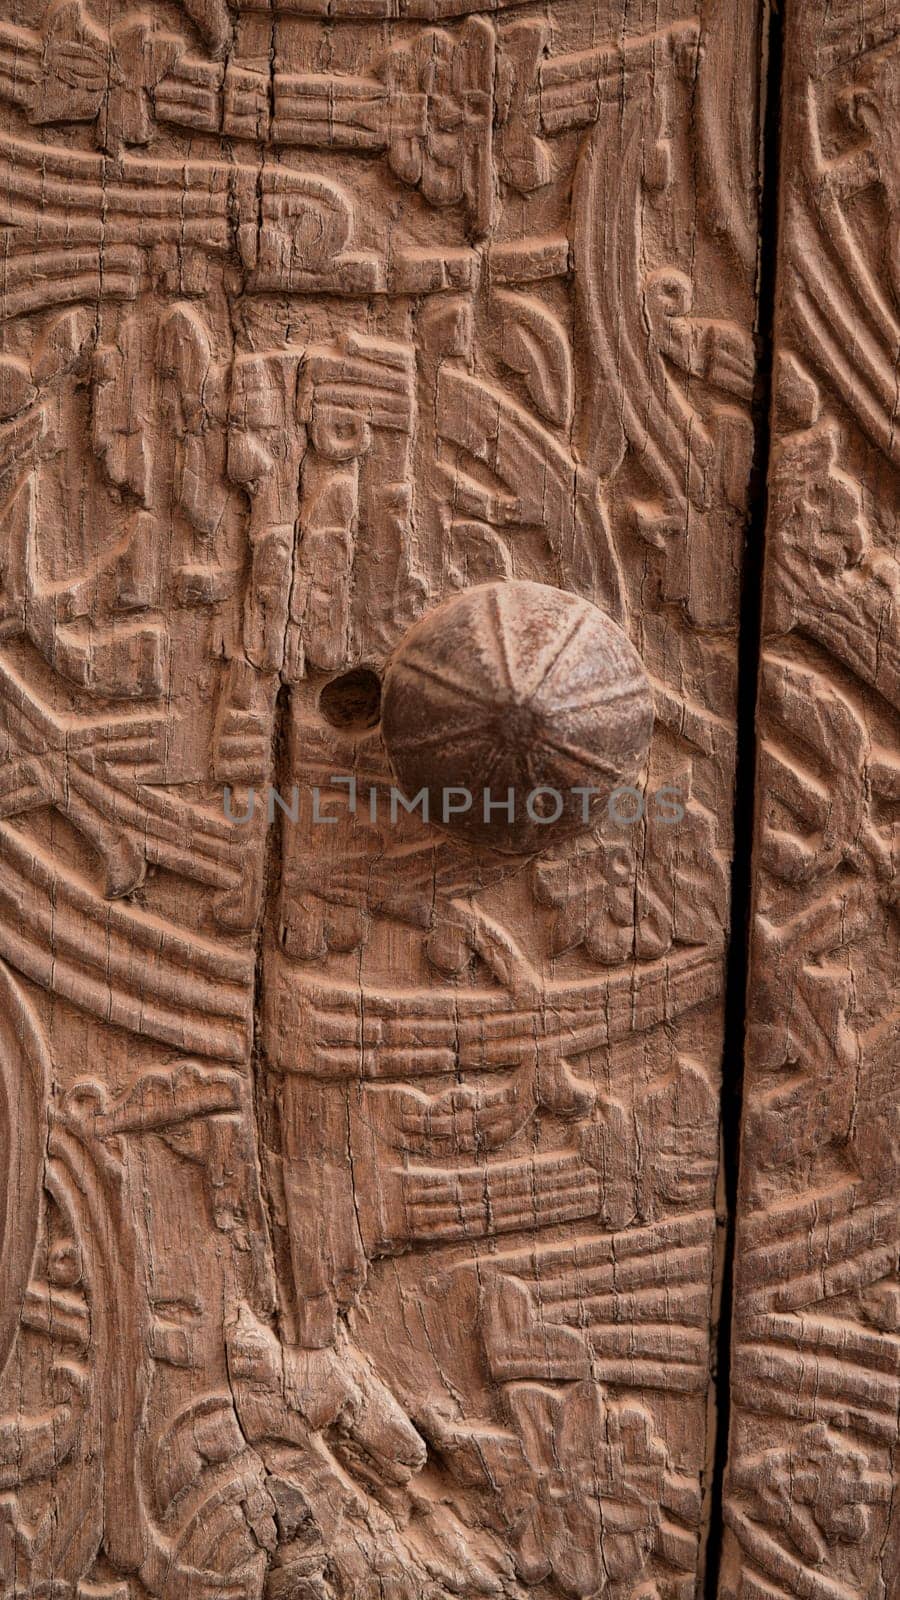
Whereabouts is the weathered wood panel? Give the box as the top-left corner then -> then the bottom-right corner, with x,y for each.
722,6 -> 900,1599
0,1 -> 758,1595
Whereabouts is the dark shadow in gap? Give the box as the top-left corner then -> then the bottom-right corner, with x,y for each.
703,1 -> 785,1594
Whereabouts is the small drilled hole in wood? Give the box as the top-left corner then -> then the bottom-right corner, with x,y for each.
318,667 -> 382,730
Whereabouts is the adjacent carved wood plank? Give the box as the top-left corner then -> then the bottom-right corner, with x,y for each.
0,1 -> 758,1595
722,7 -> 900,1600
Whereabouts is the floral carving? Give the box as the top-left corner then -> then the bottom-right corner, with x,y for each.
32,0 -> 179,149
379,19 -> 495,235
729,1423 -> 893,1569
533,771 -> 728,965
505,1383 -> 669,1597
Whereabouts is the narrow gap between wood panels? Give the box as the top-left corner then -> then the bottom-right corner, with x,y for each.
703,1 -> 785,1593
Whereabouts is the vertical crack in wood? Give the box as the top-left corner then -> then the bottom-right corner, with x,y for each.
704,4 -> 786,1594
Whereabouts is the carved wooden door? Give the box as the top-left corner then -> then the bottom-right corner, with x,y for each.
0,0 -> 897,1597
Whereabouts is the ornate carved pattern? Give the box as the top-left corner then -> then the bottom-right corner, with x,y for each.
0,1 -> 758,1596
722,8 -> 900,1600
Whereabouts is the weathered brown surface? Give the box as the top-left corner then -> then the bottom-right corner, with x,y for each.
0,0 -> 759,1595
721,7 -> 900,1600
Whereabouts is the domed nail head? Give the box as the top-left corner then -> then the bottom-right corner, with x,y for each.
382,581 -> 654,854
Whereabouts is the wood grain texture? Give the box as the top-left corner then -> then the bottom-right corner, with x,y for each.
0,0 -> 759,1595
721,7 -> 900,1600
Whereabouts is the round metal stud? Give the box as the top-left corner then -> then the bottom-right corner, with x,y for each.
382,580 -> 654,854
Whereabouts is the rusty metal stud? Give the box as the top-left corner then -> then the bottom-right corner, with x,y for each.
382,580 -> 654,853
